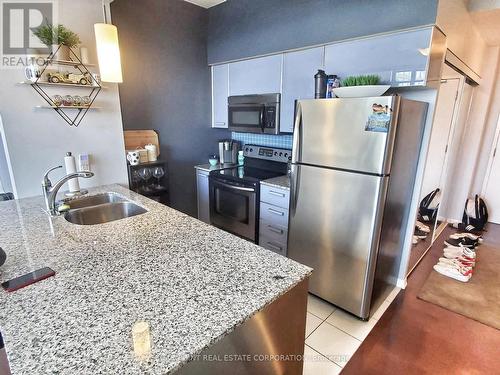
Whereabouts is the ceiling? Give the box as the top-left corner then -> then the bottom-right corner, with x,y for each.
184,0 -> 226,8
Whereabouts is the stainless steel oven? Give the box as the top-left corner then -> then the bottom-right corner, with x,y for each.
228,93 -> 280,134
208,145 -> 290,243
209,177 -> 258,241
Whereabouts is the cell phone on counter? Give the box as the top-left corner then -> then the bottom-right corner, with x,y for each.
1,267 -> 55,292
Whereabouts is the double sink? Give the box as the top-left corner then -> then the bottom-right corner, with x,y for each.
63,193 -> 147,225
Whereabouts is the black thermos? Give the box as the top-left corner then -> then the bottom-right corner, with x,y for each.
314,69 -> 327,99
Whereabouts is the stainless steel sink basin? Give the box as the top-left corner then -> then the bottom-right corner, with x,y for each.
64,201 -> 147,225
65,192 -> 124,209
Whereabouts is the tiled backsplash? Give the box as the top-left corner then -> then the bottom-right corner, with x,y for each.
231,132 -> 293,150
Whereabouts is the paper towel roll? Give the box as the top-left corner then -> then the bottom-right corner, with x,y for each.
64,152 -> 80,192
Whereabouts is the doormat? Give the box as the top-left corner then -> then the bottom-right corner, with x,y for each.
417,244 -> 500,330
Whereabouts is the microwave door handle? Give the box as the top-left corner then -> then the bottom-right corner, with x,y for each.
260,105 -> 265,132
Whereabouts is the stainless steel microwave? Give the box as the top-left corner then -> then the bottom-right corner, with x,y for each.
228,93 -> 280,134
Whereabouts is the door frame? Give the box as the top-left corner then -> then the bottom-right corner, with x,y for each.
481,114 -> 500,197
405,77 -> 462,278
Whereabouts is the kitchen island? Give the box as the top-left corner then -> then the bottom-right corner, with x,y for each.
0,185 -> 311,374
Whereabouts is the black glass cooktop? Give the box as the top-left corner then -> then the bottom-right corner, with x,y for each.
212,166 -> 285,184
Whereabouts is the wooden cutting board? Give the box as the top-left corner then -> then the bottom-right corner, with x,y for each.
124,130 -> 160,156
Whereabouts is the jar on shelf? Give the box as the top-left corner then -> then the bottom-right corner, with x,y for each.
62,95 -> 73,106
72,95 -> 82,106
52,95 -> 63,107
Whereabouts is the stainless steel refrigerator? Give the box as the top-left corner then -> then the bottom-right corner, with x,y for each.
288,96 -> 428,319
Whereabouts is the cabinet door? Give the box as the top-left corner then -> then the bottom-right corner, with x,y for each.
196,170 -> 210,223
228,54 -> 282,96
212,64 -> 229,128
281,47 -> 324,133
324,28 -> 432,86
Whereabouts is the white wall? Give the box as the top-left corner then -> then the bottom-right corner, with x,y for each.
473,47 -> 500,193
0,0 -> 127,198
0,125 -> 13,194
437,0 -> 487,76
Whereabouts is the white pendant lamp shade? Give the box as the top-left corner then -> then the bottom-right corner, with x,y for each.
94,23 -> 123,83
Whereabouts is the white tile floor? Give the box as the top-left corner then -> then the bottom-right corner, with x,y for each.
302,288 -> 400,373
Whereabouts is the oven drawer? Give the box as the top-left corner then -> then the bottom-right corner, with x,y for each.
259,232 -> 287,256
259,219 -> 288,244
260,202 -> 289,227
260,185 -> 290,209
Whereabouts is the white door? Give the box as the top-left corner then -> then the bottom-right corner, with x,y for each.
482,115 -> 500,224
419,78 -> 460,201
440,81 -> 475,222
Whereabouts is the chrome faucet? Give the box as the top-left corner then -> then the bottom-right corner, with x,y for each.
42,166 -> 94,215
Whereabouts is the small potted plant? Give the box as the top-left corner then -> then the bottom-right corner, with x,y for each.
33,23 -> 81,61
332,74 -> 390,98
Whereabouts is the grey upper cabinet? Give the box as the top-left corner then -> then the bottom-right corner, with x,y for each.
210,27 -> 435,130
228,55 -> 282,96
324,28 -> 432,87
281,47 -> 324,133
212,64 -> 229,128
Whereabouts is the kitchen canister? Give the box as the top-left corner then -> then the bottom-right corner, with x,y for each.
133,147 -> 149,164
144,144 -> 157,162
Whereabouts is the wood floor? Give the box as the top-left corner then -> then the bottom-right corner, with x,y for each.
342,224 -> 500,375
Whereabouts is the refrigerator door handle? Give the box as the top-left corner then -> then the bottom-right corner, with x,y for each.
291,101 -> 302,163
290,164 -> 300,215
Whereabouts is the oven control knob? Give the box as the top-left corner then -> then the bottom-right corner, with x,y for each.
250,148 -> 253,152
279,152 -> 283,157
288,156 -> 292,161
245,147 -> 249,152
274,152 -> 277,156
284,153 -> 288,158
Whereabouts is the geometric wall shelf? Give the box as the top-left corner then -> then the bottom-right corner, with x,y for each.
26,45 -> 102,127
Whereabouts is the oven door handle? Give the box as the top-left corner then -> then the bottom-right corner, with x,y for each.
214,180 -> 256,192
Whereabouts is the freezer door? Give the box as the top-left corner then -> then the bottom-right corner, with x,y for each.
288,164 -> 389,318
292,97 -> 399,175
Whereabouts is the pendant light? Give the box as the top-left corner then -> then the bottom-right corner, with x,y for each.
94,1 -> 123,83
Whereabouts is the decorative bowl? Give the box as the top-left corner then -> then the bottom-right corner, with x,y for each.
332,85 -> 391,98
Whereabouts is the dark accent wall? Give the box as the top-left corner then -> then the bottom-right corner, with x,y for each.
208,0 -> 438,64
111,0 -> 229,217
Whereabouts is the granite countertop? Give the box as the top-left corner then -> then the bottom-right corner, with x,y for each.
194,163 -> 237,172
0,185 -> 310,374
261,175 -> 290,190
